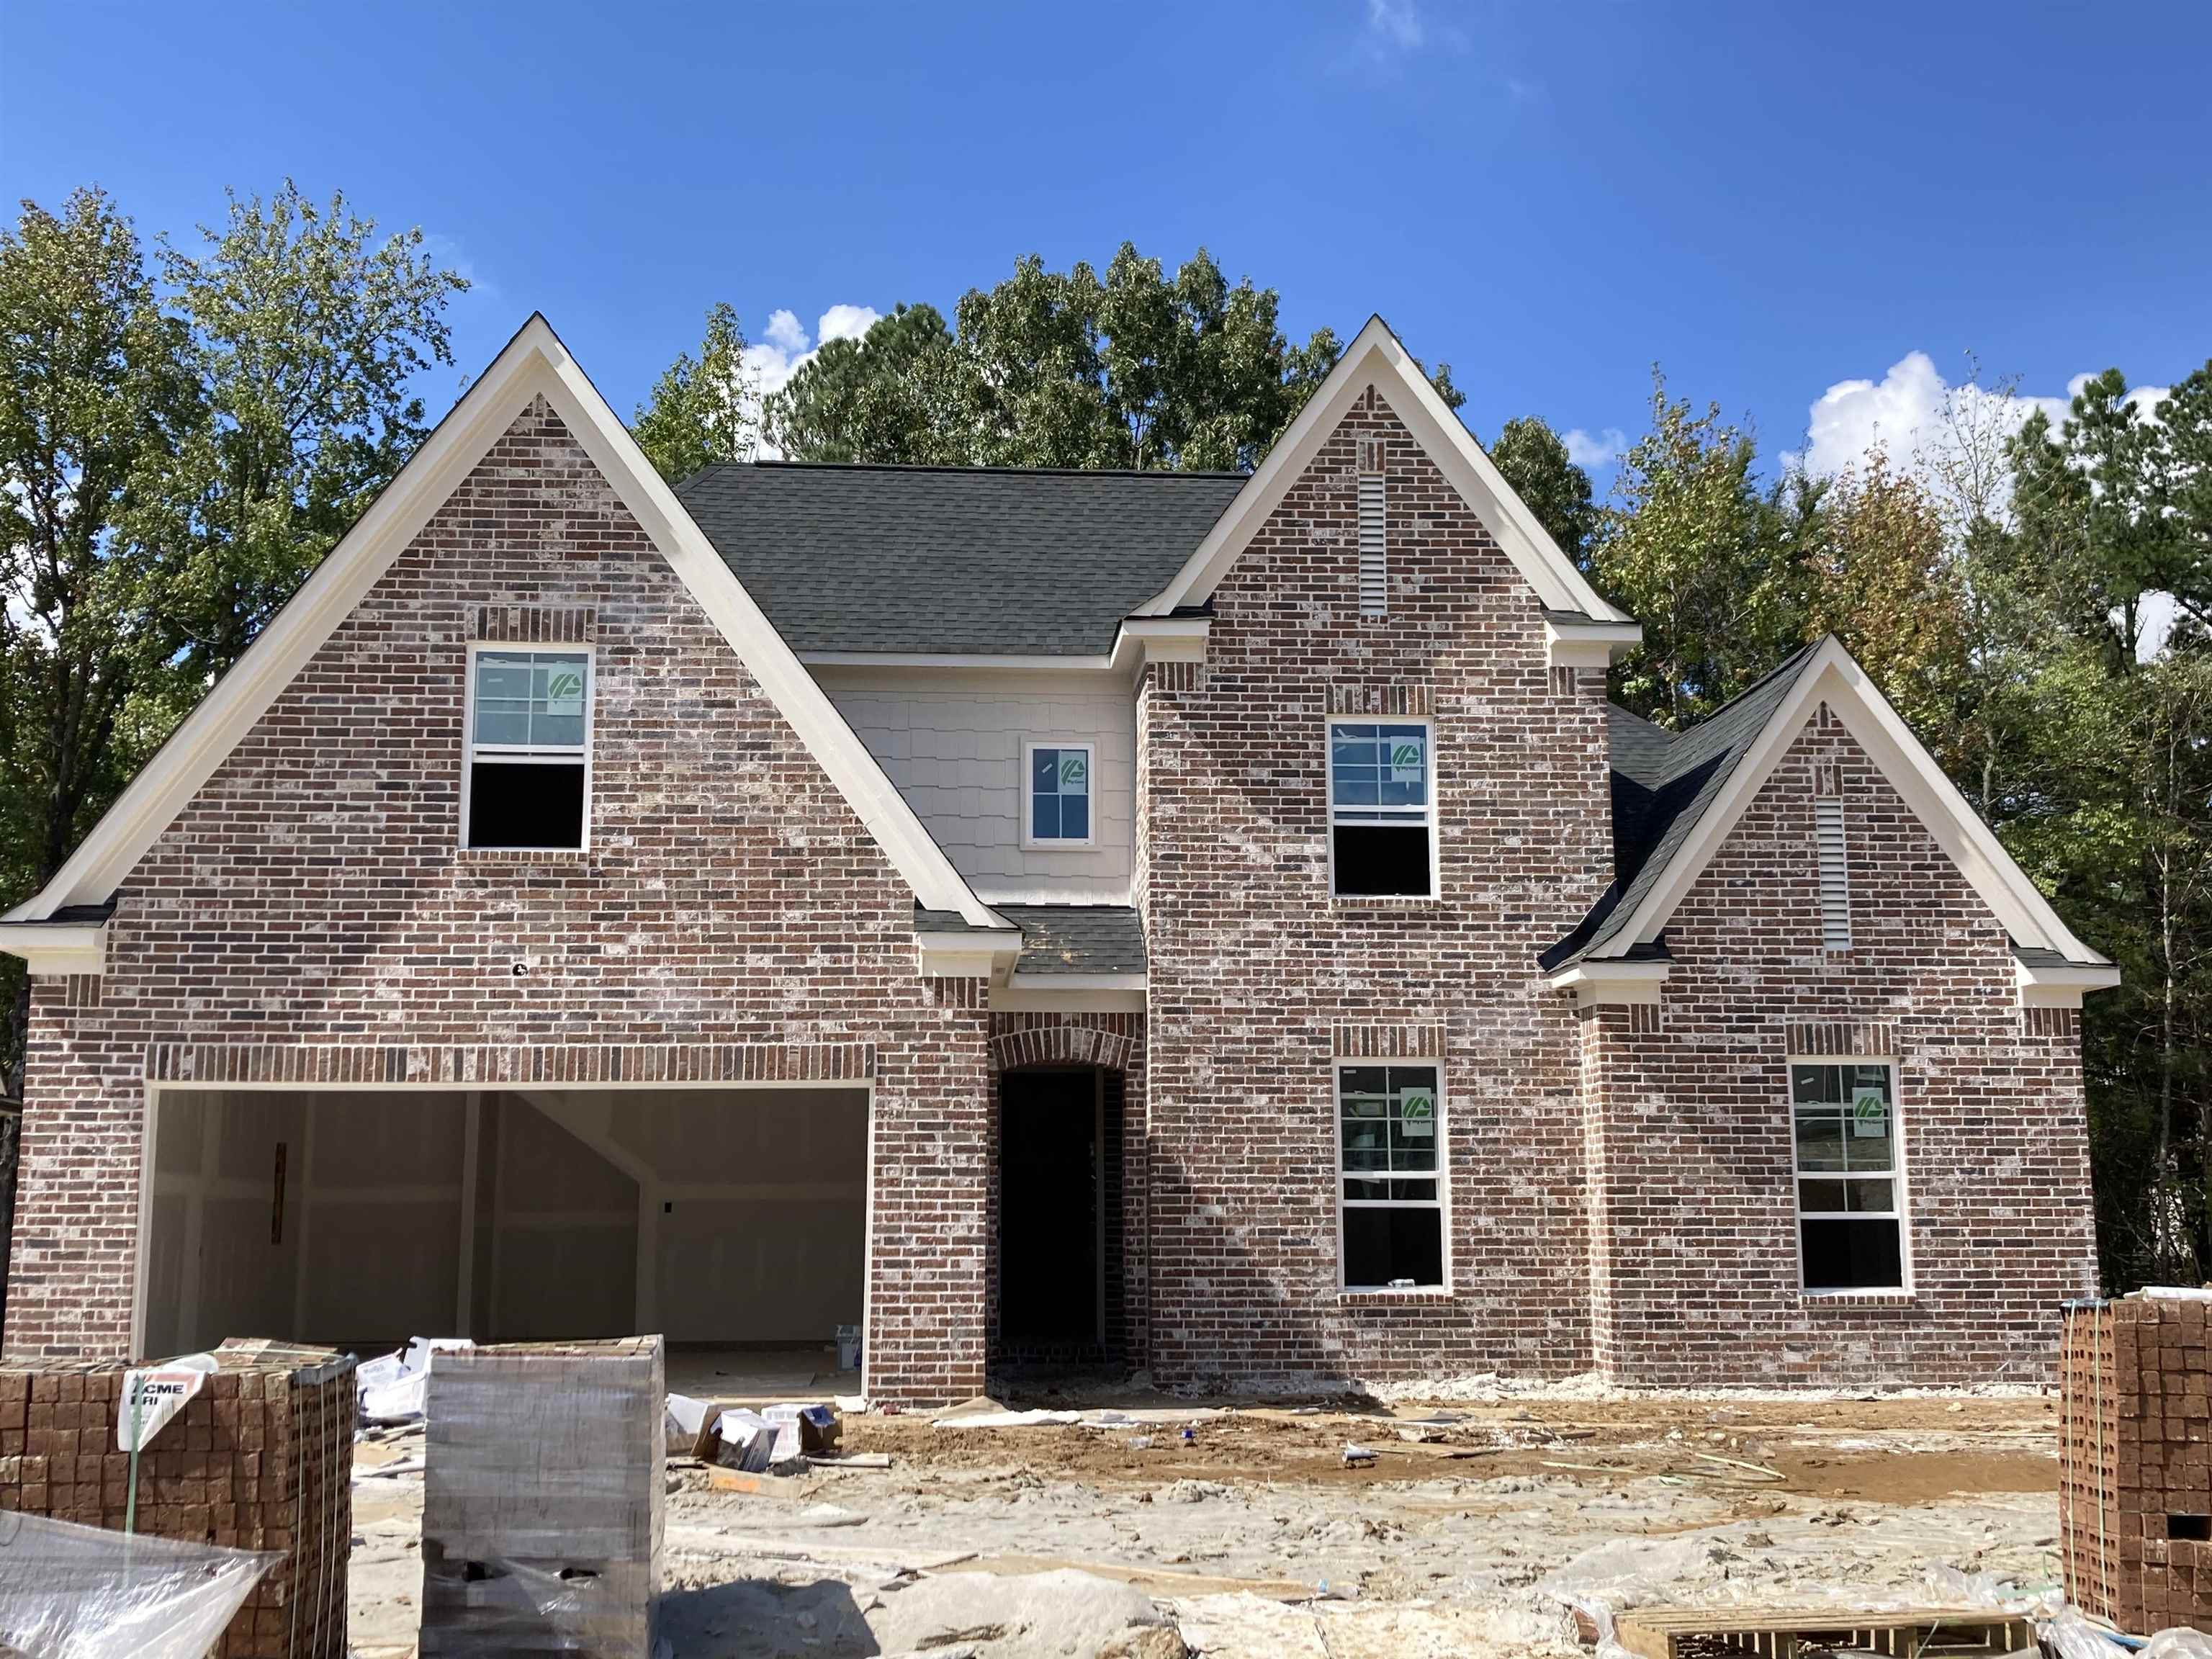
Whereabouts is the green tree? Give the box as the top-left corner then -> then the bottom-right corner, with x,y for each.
759,243 -> 1459,472
1487,415 -> 1596,565
0,189 -> 199,1097
1589,372 -> 1815,727
764,303 -> 966,465
153,181 -> 467,675
632,301 -> 755,482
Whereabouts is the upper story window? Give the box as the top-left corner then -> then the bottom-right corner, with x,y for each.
1338,1062 -> 1444,1289
1327,719 -> 1434,898
462,646 -> 593,850
1025,742 -> 1094,848
1791,1060 -> 1906,1292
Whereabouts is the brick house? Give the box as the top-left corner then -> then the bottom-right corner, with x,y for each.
0,315 -> 2116,1405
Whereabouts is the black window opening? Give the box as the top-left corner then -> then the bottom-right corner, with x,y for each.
1792,1061 -> 1905,1292
1339,1063 -> 1444,1288
468,760 -> 585,849
465,647 -> 591,850
1329,721 -> 1434,898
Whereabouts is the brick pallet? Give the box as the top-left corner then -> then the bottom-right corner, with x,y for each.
0,1338 -> 355,1659
2061,1292 -> 2212,1635
421,1334 -> 664,1657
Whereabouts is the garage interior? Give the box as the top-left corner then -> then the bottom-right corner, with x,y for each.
142,1084 -> 868,1389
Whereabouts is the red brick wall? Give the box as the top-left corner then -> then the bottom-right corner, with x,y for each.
5,397 -> 990,1406
1138,385 -> 1614,1385
1583,704 -> 2096,1385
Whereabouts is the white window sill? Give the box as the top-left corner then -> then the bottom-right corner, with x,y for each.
1337,1285 -> 1452,1300
1329,892 -> 1442,907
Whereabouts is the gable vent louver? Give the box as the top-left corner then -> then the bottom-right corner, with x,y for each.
1815,796 -> 1852,950
1357,438 -> 1387,618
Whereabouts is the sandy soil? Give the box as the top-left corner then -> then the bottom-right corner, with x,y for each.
346,1388 -> 2069,1658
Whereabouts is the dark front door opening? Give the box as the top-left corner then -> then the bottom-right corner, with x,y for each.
998,1069 -> 1101,1351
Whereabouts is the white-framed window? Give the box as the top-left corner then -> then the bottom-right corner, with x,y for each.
461,643 -> 594,850
1326,718 -> 1436,898
1791,1058 -> 1908,1292
1022,741 -> 1094,848
1336,1062 -> 1446,1289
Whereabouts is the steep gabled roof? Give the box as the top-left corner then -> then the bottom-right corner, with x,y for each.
1136,315 -> 1634,624
0,314 -> 1007,936
1549,636 -> 2109,971
677,463 -> 1244,657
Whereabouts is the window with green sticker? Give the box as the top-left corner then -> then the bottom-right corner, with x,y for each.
1791,1060 -> 1905,1291
1026,743 -> 1094,845
1338,1063 -> 1444,1288
1328,720 -> 1434,897
464,647 -> 592,850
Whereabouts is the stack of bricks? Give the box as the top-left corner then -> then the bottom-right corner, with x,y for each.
0,1337 -> 356,1658
2062,1292 -> 2212,1635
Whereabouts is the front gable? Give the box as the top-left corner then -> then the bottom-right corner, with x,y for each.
0,315 -> 1007,975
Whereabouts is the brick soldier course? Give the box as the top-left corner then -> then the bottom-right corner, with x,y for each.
0,313 -> 2116,1406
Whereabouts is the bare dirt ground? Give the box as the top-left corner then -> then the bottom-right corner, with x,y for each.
347,1388 -> 2068,1658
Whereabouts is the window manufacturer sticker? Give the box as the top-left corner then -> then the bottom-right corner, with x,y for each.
1389,735 -> 1424,783
1851,1087 -> 1887,1137
1058,752 -> 1087,791
1399,1087 -> 1435,1138
544,665 -> 586,718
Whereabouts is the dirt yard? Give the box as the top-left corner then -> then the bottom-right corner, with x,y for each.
347,1385 -> 2069,1657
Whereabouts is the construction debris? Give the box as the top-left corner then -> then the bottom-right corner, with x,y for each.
0,1511 -> 277,1659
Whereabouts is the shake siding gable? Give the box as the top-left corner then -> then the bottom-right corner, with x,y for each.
6,397 -> 993,1404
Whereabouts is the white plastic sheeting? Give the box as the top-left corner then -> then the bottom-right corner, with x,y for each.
0,1510 -> 274,1658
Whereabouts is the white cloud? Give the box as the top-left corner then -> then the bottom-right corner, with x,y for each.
1365,0 -> 1423,50
738,305 -> 884,457
1804,351 -> 2178,659
1563,426 -> 1628,468
1802,351 -> 2169,487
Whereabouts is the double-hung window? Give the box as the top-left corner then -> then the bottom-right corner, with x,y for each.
1025,742 -> 1093,847
1327,719 -> 1434,897
462,647 -> 593,850
1791,1060 -> 1906,1291
1338,1064 -> 1444,1288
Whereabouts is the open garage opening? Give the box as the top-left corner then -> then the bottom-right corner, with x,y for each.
140,1083 -> 870,1395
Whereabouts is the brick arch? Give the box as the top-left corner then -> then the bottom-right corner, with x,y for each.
989,1020 -> 1135,1075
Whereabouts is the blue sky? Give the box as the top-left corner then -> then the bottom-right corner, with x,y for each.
6,0 -> 2208,484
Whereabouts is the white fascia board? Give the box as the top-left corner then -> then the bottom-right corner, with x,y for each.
915,932 -> 1022,979
1586,637 -> 2106,967
1545,959 -> 1669,1005
0,923 -> 105,977
2017,959 -> 2123,1007
799,616 -> 1210,684
1108,615 -> 1210,672
1545,618 -> 1644,670
6,313 -> 1002,933
1136,317 -> 1633,625
993,976 -> 1146,1012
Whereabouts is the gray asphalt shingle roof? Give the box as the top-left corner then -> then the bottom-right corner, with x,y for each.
675,462 -> 1247,657
1545,644 -> 1821,969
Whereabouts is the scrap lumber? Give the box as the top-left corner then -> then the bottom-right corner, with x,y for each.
1611,1604 -> 2034,1659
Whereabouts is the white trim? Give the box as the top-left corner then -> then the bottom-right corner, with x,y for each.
1787,1054 -> 1912,1297
0,922 -> 105,977
1137,317 -> 1632,624
1585,638 -> 2108,969
1545,959 -> 1671,1006
459,642 -> 595,852
2016,958 -> 2123,1007
1332,1058 -> 1449,1293
1325,713 -> 1439,902
914,931 -> 1022,980
1020,740 -> 1098,850
990,981 -> 1146,1013
1543,617 -> 1644,670
2,313 -> 999,932
796,616 -> 1212,682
